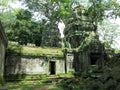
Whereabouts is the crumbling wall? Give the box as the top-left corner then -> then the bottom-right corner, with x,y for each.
0,21 -> 7,85
4,55 -> 65,75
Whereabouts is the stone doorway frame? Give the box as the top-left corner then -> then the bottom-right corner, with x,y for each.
49,61 -> 56,75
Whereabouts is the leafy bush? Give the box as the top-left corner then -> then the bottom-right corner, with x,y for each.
7,43 -> 22,55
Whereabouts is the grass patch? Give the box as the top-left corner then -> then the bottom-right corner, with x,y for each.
57,71 -> 74,78
6,81 -> 43,90
23,74 -> 48,81
50,86 -> 64,90
22,46 -> 63,57
6,81 -> 63,90
5,74 -> 48,81
7,42 -> 63,57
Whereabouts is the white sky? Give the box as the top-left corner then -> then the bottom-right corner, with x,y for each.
58,21 -> 65,38
8,1 -> 26,9
109,17 -> 120,48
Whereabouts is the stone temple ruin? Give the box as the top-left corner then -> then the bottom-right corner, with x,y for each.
65,35 -> 106,73
63,5 -> 106,73
4,34 -> 106,79
4,6 -> 107,81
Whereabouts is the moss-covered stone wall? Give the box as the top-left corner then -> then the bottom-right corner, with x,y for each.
0,21 -> 7,85
5,55 -> 65,76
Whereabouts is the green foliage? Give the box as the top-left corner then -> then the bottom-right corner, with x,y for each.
20,0 -> 73,27
6,9 -> 43,46
10,9 -> 32,45
6,77 -> 63,90
50,0 -> 71,3
23,0 -> 72,19
115,49 -> 120,53
7,0 -> 120,48
20,0 -> 63,47
7,42 -> 22,55
32,22 -> 43,46
7,81 -> 43,90
78,31 -> 96,51
64,0 -> 120,49
57,77 -> 83,90
58,6 -> 70,18
88,0 -> 120,24
88,0 -> 106,24
0,0 -> 17,31
16,9 -> 32,20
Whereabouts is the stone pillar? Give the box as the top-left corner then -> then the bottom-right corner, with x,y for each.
0,40 -> 5,85
64,49 -> 67,74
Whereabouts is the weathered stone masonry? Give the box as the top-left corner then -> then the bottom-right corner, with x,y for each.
5,55 -> 66,76
0,21 -> 7,82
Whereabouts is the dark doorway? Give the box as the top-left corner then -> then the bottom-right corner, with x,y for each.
50,61 -> 56,75
90,53 -> 100,65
